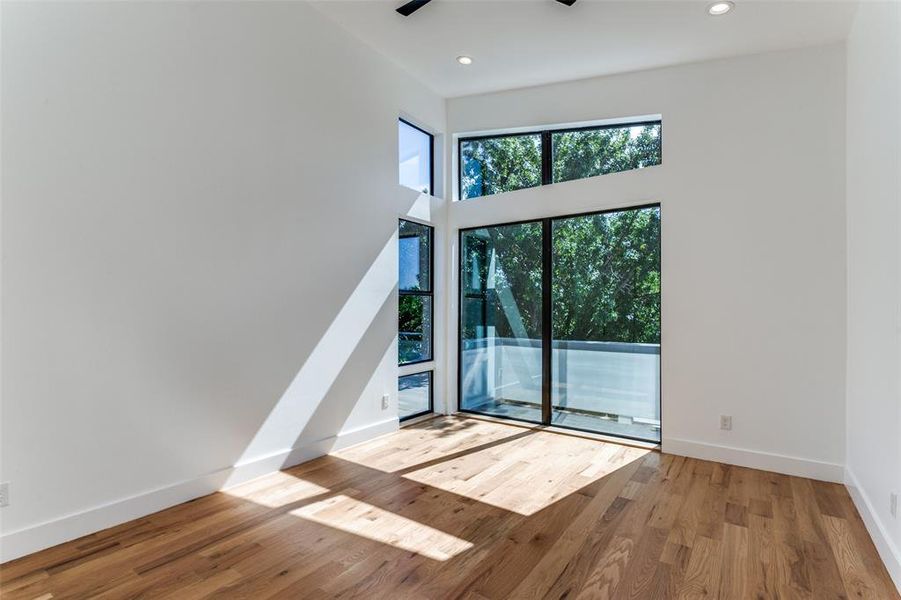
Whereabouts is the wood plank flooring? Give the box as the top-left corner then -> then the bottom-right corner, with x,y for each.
1,415 -> 897,599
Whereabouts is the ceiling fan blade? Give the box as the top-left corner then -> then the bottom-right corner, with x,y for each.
556,0 -> 577,5
396,0 -> 432,16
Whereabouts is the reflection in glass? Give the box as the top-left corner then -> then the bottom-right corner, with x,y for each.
399,371 -> 432,421
460,222 -> 543,422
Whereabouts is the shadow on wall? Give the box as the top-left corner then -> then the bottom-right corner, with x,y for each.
286,290 -> 397,462
222,188 -> 435,484
0,174 -> 434,560
232,234 -> 397,469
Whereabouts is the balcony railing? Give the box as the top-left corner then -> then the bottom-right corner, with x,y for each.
461,337 -> 660,439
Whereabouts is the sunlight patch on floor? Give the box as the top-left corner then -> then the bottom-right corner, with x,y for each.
334,416 -> 522,473
290,493 -> 473,560
402,432 -> 650,516
226,471 -> 330,507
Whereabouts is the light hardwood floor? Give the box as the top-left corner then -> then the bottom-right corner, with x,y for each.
1,415 -> 897,599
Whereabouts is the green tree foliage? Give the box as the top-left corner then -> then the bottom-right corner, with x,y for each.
455,125 -> 663,346
461,207 -> 660,345
461,222 -> 544,340
399,295 -> 423,336
398,295 -> 431,363
552,208 -> 660,343
461,124 -> 661,200
552,125 -> 661,183
461,134 -> 542,200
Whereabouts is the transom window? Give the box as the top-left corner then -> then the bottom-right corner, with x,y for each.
459,119 -> 661,200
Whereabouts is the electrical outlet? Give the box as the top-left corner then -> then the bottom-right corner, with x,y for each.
891,493 -> 897,518
381,394 -> 390,410
720,415 -> 732,431
0,482 -> 9,508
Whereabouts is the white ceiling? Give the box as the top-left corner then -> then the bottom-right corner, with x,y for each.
310,0 -> 858,98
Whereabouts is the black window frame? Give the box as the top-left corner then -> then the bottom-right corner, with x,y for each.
457,119 -> 662,201
456,202 -> 663,445
398,370 -> 434,422
399,118 -> 435,196
398,218 -> 434,367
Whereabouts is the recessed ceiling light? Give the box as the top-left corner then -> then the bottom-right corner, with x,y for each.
707,1 -> 734,15
456,55 -> 473,65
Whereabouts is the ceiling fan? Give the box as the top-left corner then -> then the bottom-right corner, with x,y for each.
397,0 -> 576,17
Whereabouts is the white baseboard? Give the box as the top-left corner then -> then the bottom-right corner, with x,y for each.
663,437 -> 844,483
844,468 -> 901,593
0,418 -> 398,563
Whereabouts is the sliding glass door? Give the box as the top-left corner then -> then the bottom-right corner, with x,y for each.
459,205 -> 661,442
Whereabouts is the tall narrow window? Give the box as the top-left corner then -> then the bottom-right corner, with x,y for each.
399,119 -> 434,195
398,119 -> 435,422
399,219 -> 433,365
399,218 -> 434,422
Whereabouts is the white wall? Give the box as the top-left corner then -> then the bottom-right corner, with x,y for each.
0,1 -> 445,560
446,44 -> 847,481
845,1 -> 901,589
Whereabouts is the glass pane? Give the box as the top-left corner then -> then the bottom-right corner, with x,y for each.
399,295 -> 432,364
399,120 -> 432,194
551,206 -> 661,442
399,371 -> 432,420
460,222 -> 543,422
552,123 -> 661,184
398,220 -> 431,292
460,134 -> 542,200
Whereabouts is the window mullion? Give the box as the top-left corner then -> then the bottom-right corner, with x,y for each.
541,130 -> 552,186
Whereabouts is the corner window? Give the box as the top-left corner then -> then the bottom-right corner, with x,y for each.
398,219 -> 433,365
458,119 -> 661,201
399,119 -> 434,195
